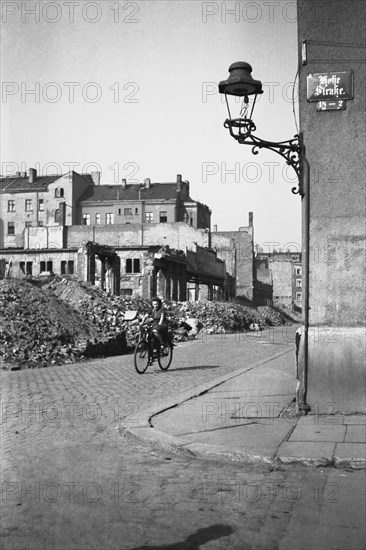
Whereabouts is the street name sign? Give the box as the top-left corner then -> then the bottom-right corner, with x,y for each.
307,71 -> 354,101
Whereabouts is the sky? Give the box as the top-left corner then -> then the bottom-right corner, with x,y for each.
1,0 -> 301,250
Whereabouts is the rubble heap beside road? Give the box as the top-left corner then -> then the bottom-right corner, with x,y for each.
0,276 -> 289,370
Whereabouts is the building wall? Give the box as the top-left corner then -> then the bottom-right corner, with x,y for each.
211,233 -> 236,277
79,199 -> 178,226
43,173 -> 77,227
65,222 -> 210,252
71,172 -> 96,225
0,171 -> 94,248
212,226 -> 254,300
1,249 -> 77,278
270,258 -> 293,308
178,201 -> 211,229
292,261 -> 302,309
298,0 -> 366,412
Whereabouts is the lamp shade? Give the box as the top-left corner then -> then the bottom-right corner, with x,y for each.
219,62 -> 263,97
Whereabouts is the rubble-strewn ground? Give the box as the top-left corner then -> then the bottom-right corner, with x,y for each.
0,276 -> 290,369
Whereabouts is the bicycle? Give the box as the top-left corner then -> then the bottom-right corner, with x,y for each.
134,321 -> 174,374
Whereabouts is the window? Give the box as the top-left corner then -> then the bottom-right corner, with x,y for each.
118,208 -> 122,215
38,221 -> 44,227
135,208 -> 138,214
145,212 -> 153,223
296,292 -> 302,301
40,260 -> 53,273
20,262 -> 33,276
105,213 -> 113,224
7,200 -> 15,212
54,209 -> 60,223
7,222 -> 15,235
38,199 -> 44,211
295,267 -> 302,276
95,213 -> 101,225
25,221 -> 32,228
296,279 -> 302,288
55,188 -> 64,198
125,258 -> 140,274
25,199 -> 32,211
159,211 -> 168,223
124,208 -> 133,216
61,260 -> 74,275
82,214 -> 90,226
121,289 -> 133,297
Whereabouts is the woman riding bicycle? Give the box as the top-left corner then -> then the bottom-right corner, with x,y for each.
134,297 -> 173,374
142,297 -> 168,351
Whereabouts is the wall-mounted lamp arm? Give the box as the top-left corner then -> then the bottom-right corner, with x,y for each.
224,118 -> 304,195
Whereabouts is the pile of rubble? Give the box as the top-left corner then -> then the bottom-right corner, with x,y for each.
257,306 -> 288,326
0,279 -> 95,369
168,301 -> 256,335
0,276 -> 289,370
167,301 -> 287,336
44,276 -> 150,348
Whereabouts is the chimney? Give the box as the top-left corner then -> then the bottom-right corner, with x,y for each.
249,212 -> 253,227
90,171 -> 100,186
121,178 -> 127,189
213,224 -> 218,232
29,168 -> 37,184
59,202 -> 66,226
176,174 -> 182,192
144,178 -> 151,189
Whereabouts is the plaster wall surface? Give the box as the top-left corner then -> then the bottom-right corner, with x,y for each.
307,327 -> 366,414
298,0 -> 366,412
270,260 -> 293,307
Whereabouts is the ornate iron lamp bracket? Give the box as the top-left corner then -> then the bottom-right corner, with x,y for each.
224,118 -> 304,196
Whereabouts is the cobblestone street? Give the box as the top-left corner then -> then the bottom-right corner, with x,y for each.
1,328 -> 365,550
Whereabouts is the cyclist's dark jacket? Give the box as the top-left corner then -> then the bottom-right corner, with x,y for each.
150,307 -> 168,329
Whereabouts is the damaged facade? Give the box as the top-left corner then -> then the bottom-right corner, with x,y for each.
255,250 -> 302,311
0,170 -> 239,301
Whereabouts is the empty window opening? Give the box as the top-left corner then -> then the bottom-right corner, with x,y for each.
159,211 -> 168,223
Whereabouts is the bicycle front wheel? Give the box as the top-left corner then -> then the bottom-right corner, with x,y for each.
158,344 -> 173,371
134,341 -> 149,374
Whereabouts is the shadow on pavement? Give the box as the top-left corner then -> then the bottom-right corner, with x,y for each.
162,365 -> 221,372
129,524 -> 234,549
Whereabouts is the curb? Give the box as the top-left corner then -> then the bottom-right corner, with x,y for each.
118,346 -> 366,469
118,347 -> 296,465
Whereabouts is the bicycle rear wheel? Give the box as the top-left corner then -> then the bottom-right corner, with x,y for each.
158,344 -> 173,371
134,341 -> 149,374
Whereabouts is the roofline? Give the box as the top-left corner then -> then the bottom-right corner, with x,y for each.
0,187 -> 50,194
79,198 -> 178,206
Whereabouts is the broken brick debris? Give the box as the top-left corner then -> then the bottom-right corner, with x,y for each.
0,276 -> 288,370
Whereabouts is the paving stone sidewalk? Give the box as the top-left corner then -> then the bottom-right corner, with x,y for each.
121,348 -> 366,469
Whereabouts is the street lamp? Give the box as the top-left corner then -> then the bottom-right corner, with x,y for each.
219,62 -> 304,195
219,61 -> 311,415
